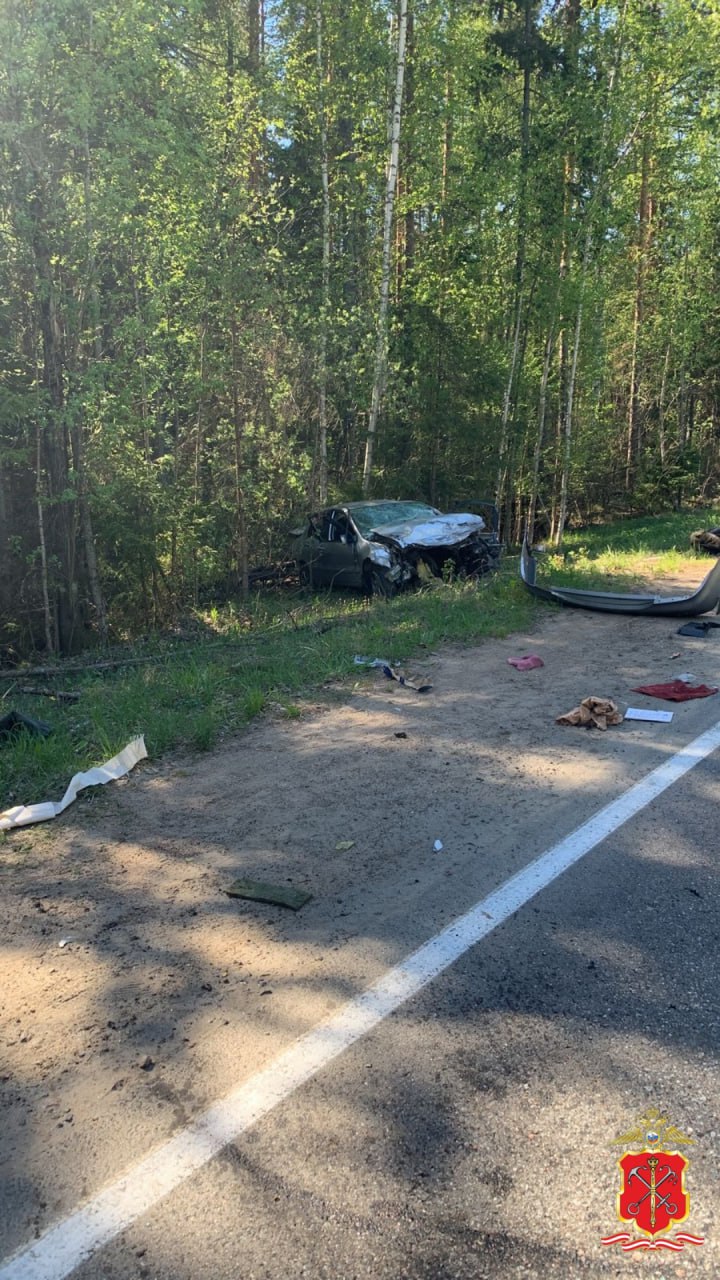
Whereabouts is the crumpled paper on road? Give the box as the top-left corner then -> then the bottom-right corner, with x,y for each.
556,697 -> 623,731
0,736 -> 147,831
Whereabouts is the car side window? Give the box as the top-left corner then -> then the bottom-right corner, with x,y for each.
318,512 -> 334,542
332,512 -> 353,544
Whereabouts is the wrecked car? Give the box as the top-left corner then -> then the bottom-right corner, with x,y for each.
690,527 -> 720,555
292,500 -> 501,595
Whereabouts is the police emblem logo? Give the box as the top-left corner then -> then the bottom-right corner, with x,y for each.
601,1108 -> 705,1252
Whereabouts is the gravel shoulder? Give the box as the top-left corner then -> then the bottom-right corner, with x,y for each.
2,575 -> 719,1263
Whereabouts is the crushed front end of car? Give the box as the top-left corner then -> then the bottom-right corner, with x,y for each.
370,508 -> 501,583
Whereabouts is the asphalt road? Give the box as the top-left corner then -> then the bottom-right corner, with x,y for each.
2,647 -> 719,1280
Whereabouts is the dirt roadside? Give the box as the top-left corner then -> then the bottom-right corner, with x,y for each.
1,567 -> 719,1257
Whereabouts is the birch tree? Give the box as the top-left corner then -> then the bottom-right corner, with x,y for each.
361,0 -> 409,496
316,0 -> 331,502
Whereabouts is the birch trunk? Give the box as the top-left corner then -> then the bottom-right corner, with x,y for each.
230,309 -> 249,597
658,342 -> 671,465
494,0 -> 532,527
71,422 -> 108,643
430,29 -> 453,506
553,0 -> 628,545
555,297 -> 583,543
361,0 -> 408,496
527,318 -> 557,543
316,0 -> 330,503
32,203 -> 77,652
193,323 -> 207,607
495,303 -> 523,511
35,424 -> 54,654
625,130 -> 653,490
79,121 -> 108,642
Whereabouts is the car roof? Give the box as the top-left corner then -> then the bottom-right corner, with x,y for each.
342,500 -> 434,511
306,500 -> 438,517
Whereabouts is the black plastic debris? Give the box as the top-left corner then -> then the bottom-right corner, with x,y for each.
677,619 -> 720,637
382,664 -> 433,693
0,710 -> 53,741
225,879 -> 313,910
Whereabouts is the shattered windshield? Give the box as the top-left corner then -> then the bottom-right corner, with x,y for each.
351,502 -> 439,537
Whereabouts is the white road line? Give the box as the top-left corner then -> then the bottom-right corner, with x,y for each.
3,718 -> 720,1280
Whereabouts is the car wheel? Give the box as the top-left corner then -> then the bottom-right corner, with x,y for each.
365,564 -> 396,599
471,545 -> 501,578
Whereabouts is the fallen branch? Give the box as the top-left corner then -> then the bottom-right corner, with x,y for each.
0,604 -> 367,682
20,686 -> 81,702
0,655 -> 169,681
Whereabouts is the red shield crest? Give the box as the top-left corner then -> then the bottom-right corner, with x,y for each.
618,1151 -> 688,1236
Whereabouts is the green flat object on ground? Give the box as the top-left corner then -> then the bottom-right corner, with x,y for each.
225,879 -> 313,910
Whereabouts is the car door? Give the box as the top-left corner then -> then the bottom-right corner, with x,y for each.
318,509 -> 360,587
301,509 -> 357,586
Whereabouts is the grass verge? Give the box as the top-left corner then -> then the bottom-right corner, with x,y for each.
1,570 -> 533,811
2,505 -> 717,816
538,507 -> 720,589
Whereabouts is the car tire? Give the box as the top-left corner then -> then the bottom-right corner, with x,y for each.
365,564 -> 396,599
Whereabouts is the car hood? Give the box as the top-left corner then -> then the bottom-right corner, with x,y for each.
370,512 -> 487,549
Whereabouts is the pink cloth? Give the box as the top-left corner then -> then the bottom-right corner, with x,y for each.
507,654 -> 544,671
631,680 -> 718,702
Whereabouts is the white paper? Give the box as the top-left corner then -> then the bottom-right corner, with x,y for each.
0,736 -> 147,831
624,708 -> 674,723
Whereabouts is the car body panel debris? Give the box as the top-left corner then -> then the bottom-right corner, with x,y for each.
0,736 -> 147,831
225,879 -> 313,910
381,664 -> 432,693
521,536 -> 720,616
0,710 -> 53,741
355,655 -> 432,692
293,500 -> 501,594
690,527 -> 720,554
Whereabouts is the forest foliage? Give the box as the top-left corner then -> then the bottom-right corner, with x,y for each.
2,0 -> 720,656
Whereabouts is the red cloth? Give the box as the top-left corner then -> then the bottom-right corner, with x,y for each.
507,654 -> 544,671
630,680 -> 718,702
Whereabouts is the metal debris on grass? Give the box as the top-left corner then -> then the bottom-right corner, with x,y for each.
0,710 -> 53,741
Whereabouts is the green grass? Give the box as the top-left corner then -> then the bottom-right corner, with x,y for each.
1,569 -> 533,811
563,507 -> 720,556
3,505 -> 717,816
535,507 -> 720,590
